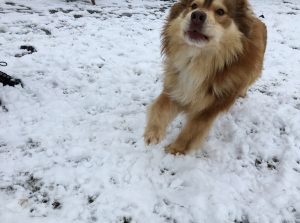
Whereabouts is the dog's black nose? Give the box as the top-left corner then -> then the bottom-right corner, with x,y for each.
191,11 -> 207,25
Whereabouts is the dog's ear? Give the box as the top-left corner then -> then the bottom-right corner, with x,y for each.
179,0 -> 192,5
236,0 -> 249,12
232,0 -> 252,37
169,1 -> 189,20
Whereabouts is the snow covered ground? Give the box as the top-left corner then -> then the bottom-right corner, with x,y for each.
0,0 -> 300,222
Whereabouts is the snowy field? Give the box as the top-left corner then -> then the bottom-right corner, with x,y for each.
0,0 -> 300,222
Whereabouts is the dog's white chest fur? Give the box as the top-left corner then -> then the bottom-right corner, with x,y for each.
170,57 -> 208,105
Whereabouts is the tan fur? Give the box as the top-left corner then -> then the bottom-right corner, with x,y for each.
144,0 -> 267,154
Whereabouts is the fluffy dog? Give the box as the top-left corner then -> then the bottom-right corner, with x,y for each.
144,0 -> 267,154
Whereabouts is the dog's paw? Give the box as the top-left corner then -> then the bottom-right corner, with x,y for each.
144,127 -> 165,145
239,88 -> 248,98
165,143 -> 186,155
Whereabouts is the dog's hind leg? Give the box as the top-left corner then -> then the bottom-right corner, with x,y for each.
144,92 -> 180,145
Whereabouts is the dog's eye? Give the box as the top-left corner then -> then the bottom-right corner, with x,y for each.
191,3 -> 198,10
216,8 -> 225,16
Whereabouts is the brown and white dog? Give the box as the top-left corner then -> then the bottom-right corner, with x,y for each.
144,0 -> 267,154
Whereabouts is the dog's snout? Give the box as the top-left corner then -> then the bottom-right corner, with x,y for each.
191,11 -> 207,25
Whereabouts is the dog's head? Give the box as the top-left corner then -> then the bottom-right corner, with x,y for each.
163,0 -> 252,52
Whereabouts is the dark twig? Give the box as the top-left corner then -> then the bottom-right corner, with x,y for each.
0,62 -> 24,88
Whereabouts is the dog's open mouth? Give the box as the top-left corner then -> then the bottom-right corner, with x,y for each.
186,30 -> 209,42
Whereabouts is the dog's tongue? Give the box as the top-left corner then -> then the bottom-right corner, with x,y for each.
187,30 -> 207,40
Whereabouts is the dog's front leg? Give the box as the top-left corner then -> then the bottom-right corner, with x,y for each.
165,114 -> 216,155
165,94 -> 236,155
144,92 -> 180,145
